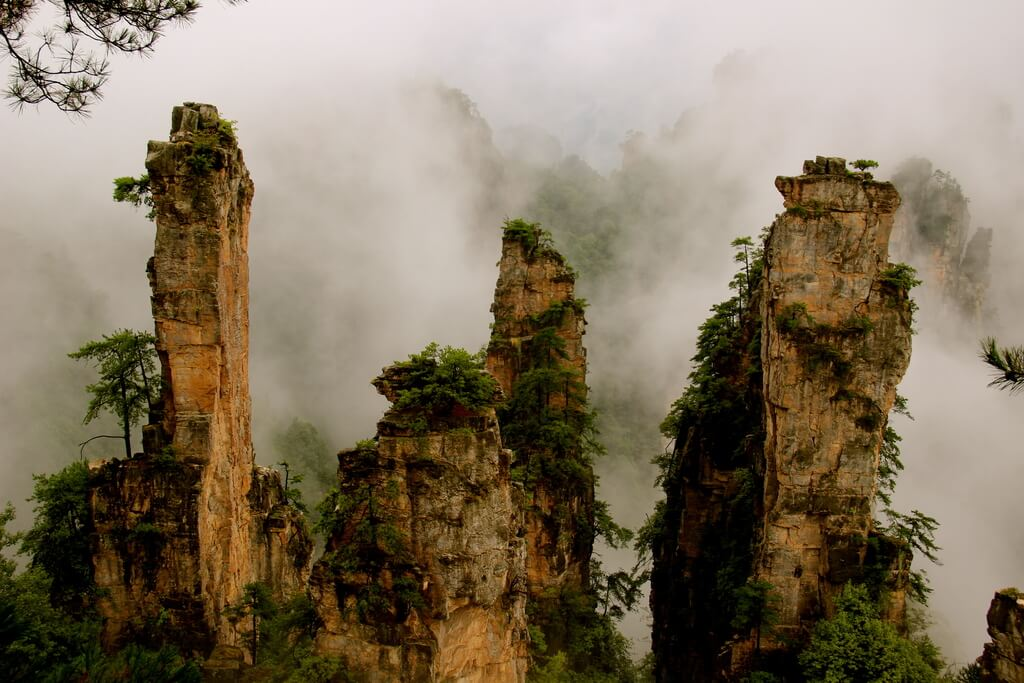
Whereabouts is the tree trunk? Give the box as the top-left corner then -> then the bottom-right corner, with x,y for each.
119,375 -> 132,458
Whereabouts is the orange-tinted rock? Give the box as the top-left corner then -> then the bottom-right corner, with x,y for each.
89,103 -> 311,656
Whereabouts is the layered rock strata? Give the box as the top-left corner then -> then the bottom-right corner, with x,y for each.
89,103 -> 311,655
757,156 -> 913,642
651,157 -> 914,680
485,222 -> 595,631
980,589 -> 1024,683
310,365 -> 528,682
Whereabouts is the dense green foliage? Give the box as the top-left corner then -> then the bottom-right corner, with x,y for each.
502,218 -> 559,257
799,584 -> 941,682
527,587 -> 646,683
1,481 -> 201,682
112,174 -> 155,220
21,461 -> 93,611
314,441 -> 424,625
225,584 -> 351,681
69,329 -> 160,458
391,342 -> 498,416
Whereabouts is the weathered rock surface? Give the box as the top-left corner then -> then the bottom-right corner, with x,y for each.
758,156 -> 913,642
485,223 -> 593,600
980,589 -> 1024,683
890,158 -> 993,324
311,365 -> 528,682
650,157 -> 914,680
89,103 -> 311,656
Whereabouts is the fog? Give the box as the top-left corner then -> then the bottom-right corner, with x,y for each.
3,0 -> 1024,666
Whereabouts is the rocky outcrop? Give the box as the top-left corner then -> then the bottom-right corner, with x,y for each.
980,589 -> 1024,683
650,157 -> 914,680
890,158 -> 992,324
757,156 -> 913,643
485,221 -> 594,637
310,363 -> 528,682
89,103 -> 311,656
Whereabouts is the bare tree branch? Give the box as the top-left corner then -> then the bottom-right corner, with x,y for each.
1,1 -> 245,115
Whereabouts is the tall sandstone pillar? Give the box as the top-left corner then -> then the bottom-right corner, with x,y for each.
756,156 -> 912,645
485,222 -> 594,649
89,103 -> 311,656
650,158 -> 914,680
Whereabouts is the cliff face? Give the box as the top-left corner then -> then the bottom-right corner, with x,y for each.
89,103 -> 311,655
890,158 -> 992,323
758,156 -> 912,642
310,364 -> 528,682
980,590 -> 1024,683
651,157 -> 914,680
485,222 -> 593,601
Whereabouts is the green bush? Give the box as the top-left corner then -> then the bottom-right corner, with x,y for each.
391,342 -> 497,415
799,583 -> 940,683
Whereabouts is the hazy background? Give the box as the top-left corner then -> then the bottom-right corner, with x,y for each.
3,0 -> 1024,665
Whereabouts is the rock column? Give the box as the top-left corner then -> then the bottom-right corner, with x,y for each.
90,103 -> 311,656
757,156 -> 912,642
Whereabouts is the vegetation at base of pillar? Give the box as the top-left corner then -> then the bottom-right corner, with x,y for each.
0,464 -> 202,682
642,235 -> 766,675
226,583 -> 351,681
526,585 -> 646,683
980,337 -> 1024,393
69,329 -> 159,459
315,441 -> 424,624
21,461 -> 93,612
799,584 -> 942,682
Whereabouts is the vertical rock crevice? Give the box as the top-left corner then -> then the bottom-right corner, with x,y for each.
89,103 -> 311,657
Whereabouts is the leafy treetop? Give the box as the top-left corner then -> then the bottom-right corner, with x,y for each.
389,342 -> 498,415
69,329 -> 159,458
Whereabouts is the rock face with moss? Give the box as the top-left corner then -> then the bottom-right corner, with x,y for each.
89,103 -> 312,656
485,220 -> 595,636
757,156 -> 912,648
890,158 -> 992,323
650,157 -> 914,680
310,351 -> 528,682
980,589 -> 1024,683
